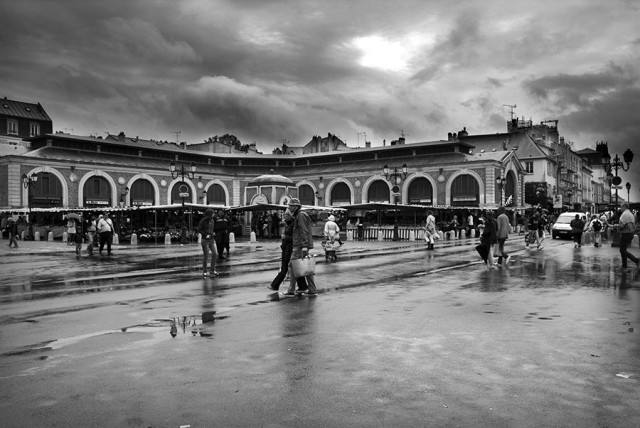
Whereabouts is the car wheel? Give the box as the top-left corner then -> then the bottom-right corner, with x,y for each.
552,232 -> 558,239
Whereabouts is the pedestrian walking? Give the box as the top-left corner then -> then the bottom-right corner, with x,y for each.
617,202 -> 639,269
424,210 -> 437,250
7,218 -> 19,248
324,215 -> 341,245
97,212 -> 114,255
214,210 -> 228,259
66,216 -> 78,246
496,206 -> 511,266
286,198 -> 317,295
86,215 -> 97,255
480,211 -> 498,269
267,209 -> 307,292
586,214 -> 603,247
197,208 -> 218,277
570,214 -> 585,248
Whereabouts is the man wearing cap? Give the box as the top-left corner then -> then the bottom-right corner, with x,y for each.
197,208 -> 219,277
286,198 -> 317,295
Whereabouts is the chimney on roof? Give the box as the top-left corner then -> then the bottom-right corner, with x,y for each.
365,141 -> 371,148
118,131 -> 126,141
180,142 -> 186,149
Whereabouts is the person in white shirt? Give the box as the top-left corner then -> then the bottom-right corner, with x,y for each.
97,212 -> 114,256
617,202 -> 639,269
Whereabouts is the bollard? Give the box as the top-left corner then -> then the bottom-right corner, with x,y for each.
632,234 -> 639,247
48,231 -> 54,241
130,233 -> 138,245
438,231 -> 444,241
250,231 -> 257,243
229,232 -> 235,243
112,233 -> 119,245
378,230 -> 384,241
62,231 -> 68,243
197,233 -> 202,244
469,229 -> 475,238
34,231 -> 41,241
347,230 -> 354,241
409,230 -> 416,241
164,233 -> 171,245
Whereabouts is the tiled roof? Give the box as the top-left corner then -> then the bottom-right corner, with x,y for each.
0,97 -> 51,121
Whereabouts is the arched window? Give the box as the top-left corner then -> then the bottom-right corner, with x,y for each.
407,177 -> 433,205
330,182 -> 351,206
30,172 -> 63,207
451,174 -> 479,206
367,180 -> 389,203
298,184 -> 315,206
84,176 -> 111,207
130,179 -> 155,207
207,184 -> 226,206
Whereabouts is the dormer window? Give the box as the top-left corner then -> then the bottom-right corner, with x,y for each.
7,119 -> 18,135
30,122 -> 41,137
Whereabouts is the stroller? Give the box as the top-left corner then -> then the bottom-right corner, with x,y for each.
321,240 -> 339,263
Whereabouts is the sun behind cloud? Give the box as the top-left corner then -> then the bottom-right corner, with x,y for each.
351,33 -> 428,73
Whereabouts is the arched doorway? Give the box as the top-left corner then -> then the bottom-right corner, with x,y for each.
367,180 -> 390,203
407,177 -> 433,205
451,174 -> 479,207
30,171 -> 63,207
130,179 -> 156,207
171,182 -> 194,205
505,172 -> 517,206
330,182 -> 351,206
84,176 -> 112,208
206,183 -> 227,206
298,184 -> 315,206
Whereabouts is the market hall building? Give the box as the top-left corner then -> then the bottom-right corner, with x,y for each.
0,126 -> 525,237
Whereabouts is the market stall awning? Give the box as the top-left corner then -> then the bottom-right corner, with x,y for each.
340,202 -> 429,212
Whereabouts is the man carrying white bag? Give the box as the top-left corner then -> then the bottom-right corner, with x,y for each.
285,198 -> 319,296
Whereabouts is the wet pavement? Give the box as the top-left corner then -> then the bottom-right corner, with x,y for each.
0,235 -> 639,427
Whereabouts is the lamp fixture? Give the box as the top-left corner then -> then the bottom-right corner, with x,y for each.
169,161 -> 197,180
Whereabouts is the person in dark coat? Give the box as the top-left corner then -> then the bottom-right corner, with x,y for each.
197,208 -> 218,277
570,214 -> 585,248
285,198 -> 317,295
267,209 -> 307,292
480,211 -> 498,268
213,210 -> 228,259
7,218 -> 19,248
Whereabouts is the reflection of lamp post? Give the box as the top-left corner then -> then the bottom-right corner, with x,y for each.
22,173 -> 38,240
383,163 -> 408,241
626,182 -> 631,202
495,175 -> 506,206
601,146 -> 634,209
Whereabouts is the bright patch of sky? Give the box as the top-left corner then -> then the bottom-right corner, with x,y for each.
352,33 -> 430,73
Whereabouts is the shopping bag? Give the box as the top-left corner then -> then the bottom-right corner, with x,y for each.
291,256 -> 316,277
475,244 -> 488,263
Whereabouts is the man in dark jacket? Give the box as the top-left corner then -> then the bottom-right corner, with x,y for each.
197,208 -> 218,277
286,198 -> 317,295
267,209 -> 308,292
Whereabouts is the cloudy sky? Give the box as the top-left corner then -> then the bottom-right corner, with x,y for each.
2,0 -> 639,197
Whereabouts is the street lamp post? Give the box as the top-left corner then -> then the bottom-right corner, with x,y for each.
119,186 -> 129,237
169,161 -> 197,207
601,146 -> 634,209
169,162 -> 196,245
626,182 -> 631,203
495,175 -> 506,206
21,173 -> 38,240
383,163 -> 408,241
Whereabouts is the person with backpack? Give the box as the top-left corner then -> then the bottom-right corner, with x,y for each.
587,214 -> 603,247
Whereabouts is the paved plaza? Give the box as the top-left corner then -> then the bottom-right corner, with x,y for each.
1,234 -> 639,427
